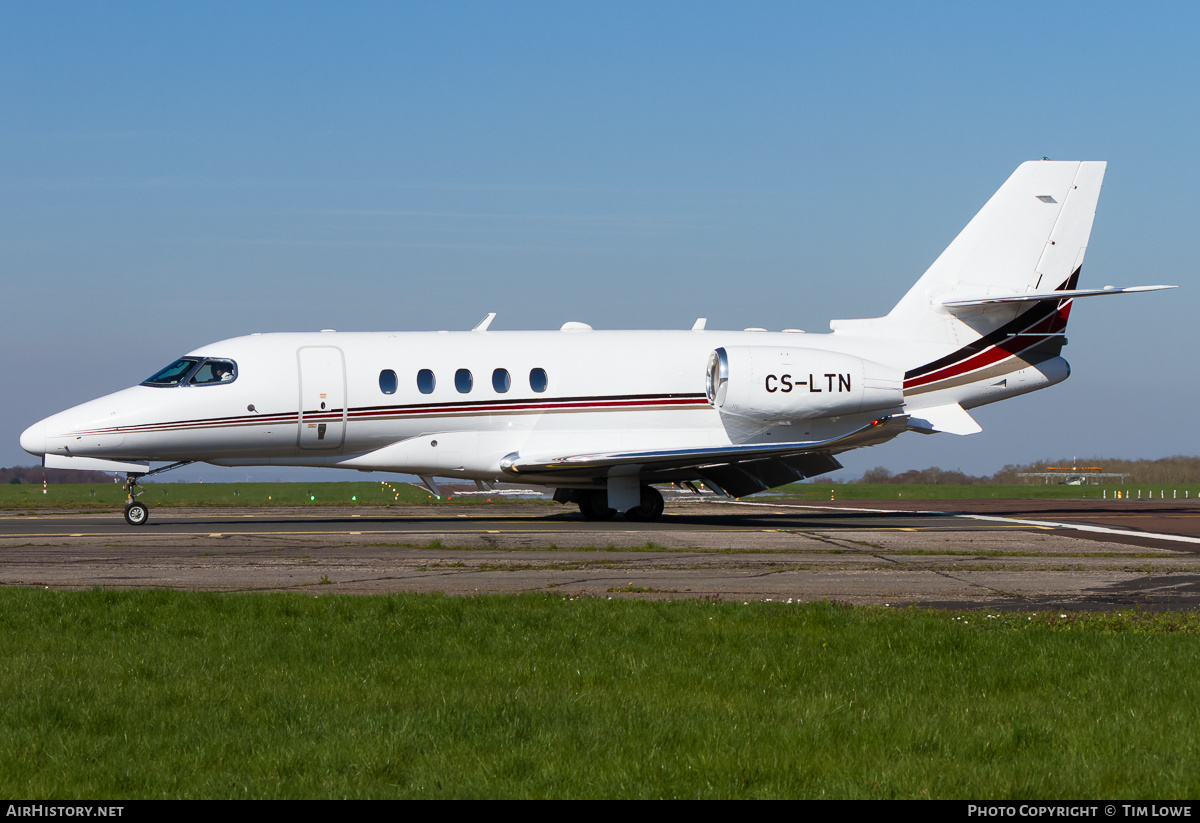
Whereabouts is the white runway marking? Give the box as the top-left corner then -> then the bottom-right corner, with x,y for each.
722,500 -> 1200,547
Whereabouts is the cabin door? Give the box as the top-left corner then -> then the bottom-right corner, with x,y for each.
297,346 -> 347,449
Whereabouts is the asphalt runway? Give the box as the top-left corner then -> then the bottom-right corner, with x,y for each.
4,498 -> 1200,610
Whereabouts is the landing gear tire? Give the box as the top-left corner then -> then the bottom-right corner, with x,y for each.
624,486 -> 665,523
124,501 -> 149,526
578,490 -> 616,521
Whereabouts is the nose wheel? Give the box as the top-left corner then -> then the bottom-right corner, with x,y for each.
124,501 -> 149,526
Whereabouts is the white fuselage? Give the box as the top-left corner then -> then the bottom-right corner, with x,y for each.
20,326 -> 1065,487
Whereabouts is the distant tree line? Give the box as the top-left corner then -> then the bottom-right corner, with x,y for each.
7,457 -> 1200,487
856,456 -> 1200,485
1,466 -> 117,485
858,466 -> 986,485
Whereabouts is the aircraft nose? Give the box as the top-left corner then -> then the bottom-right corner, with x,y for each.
19,419 -> 47,457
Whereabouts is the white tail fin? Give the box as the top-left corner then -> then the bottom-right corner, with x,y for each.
831,160 -> 1105,346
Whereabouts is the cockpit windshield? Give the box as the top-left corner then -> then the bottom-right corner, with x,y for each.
141,357 -> 237,387
142,358 -> 201,386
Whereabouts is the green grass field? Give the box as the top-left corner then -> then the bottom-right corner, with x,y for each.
777,484 -> 1200,503
0,480 -> 462,510
776,483 -> 1200,501
1,588 -> 1198,798
3,480 -> 1196,511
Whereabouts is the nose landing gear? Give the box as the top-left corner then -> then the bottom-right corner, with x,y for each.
121,461 -> 193,526
123,473 -> 148,525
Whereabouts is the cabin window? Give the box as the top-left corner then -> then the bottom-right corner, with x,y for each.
379,369 -> 398,395
455,368 -> 473,393
142,358 -> 201,387
492,368 -> 511,393
189,359 -> 237,385
530,368 -> 548,393
417,369 -> 435,394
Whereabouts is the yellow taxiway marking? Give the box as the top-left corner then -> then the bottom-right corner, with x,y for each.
2,528 -> 662,539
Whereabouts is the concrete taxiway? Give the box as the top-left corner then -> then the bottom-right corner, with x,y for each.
3,498 -> 1200,610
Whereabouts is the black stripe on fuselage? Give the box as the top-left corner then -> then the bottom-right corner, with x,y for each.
347,391 -> 708,416
903,269 -> 1079,381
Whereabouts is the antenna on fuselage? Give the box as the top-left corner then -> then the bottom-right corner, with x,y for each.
418,475 -> 442,499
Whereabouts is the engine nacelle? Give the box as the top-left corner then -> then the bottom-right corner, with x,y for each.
706,346 -> 904,427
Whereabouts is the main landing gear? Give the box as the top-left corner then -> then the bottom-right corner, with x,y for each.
121,461 -> 193,526
560,486 -> 666,522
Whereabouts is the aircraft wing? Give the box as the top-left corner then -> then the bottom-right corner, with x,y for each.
500,415 -> 909,497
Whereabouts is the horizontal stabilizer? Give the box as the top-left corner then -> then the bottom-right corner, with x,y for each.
906,404 -> 982,436
44,453 -> 150,474
940,284 -> 1176,310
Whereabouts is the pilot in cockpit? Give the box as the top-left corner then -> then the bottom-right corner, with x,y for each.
190,360 -> 235,384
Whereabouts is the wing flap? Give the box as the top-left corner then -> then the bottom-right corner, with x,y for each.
696,452 -> 847,498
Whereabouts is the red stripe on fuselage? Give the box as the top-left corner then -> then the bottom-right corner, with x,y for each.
69,394 -> 710,437
903,334 -> 1055,390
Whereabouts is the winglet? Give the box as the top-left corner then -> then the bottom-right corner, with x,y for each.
472,312 -> 497,332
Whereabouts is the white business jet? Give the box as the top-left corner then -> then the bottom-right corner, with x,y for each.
20,161 -> 1174,525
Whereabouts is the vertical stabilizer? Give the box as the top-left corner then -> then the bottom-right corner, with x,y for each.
831,160 -> 1106,347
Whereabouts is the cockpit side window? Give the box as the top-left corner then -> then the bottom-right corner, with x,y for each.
142,358 -> 201,387
189,359 -> 238,385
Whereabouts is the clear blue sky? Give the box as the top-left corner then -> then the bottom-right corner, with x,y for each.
3,1 -> 1196,480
